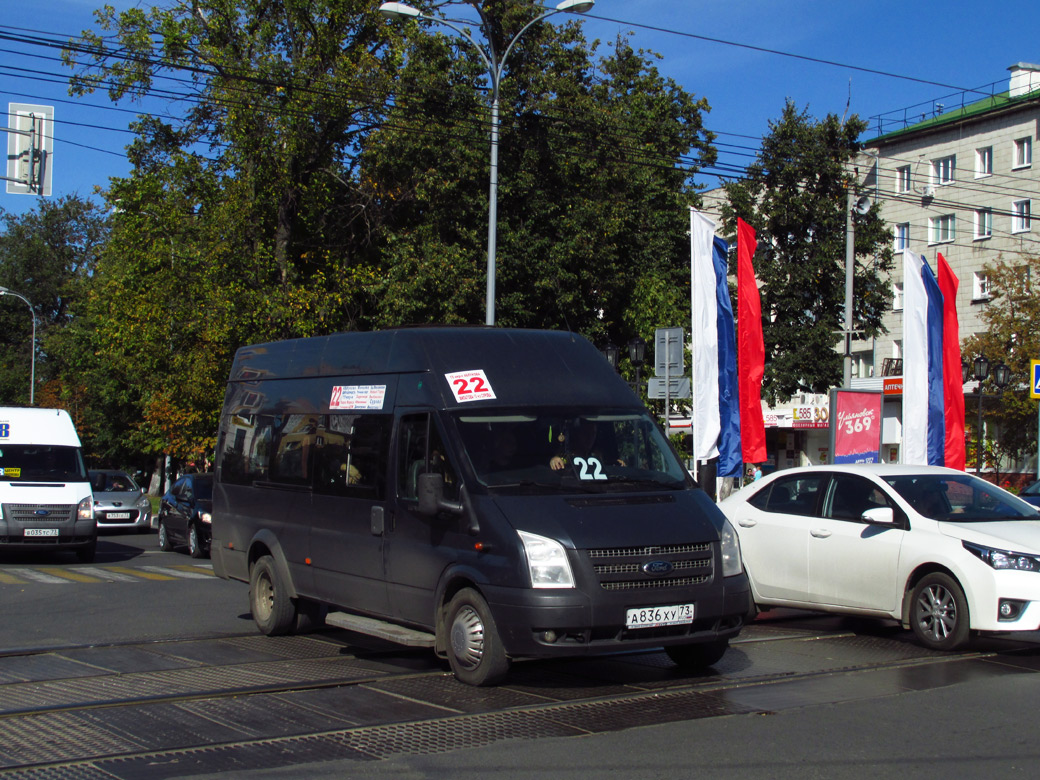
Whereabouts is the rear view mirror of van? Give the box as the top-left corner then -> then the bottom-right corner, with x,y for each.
417,472 -> 464,518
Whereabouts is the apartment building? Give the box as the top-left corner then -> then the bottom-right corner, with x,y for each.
860,62 -> 1040,385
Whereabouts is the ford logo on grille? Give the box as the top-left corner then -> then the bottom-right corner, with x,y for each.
642,560 -> 673,576
34,510 -> 50,517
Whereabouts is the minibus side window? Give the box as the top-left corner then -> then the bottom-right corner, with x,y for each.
314,414 -> 391,499
397,414 -> 459,503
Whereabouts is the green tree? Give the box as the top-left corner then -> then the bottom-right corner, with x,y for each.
961,253 -> 1040,473
0,196 -> 108,411
720,101 -> 894,404
361,2 -> 716,350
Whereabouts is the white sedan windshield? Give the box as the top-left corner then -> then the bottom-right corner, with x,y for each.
884,473 -> 1039,521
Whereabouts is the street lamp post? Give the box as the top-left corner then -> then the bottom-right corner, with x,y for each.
968,356 -> 1011,474
0,286 -> 36,405
378,0 -> 595,326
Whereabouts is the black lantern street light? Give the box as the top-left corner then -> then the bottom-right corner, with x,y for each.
970,356 -> 1011,474
627,337 -> 646,389
602,342 -> 619,371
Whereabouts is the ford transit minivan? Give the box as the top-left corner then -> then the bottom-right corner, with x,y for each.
212,328 -> 750,685
0,407 -> 96,561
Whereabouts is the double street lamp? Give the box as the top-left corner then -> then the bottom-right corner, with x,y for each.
378,0 -> 596,326
0,286 -> 36,405
962,356 -> 1011,474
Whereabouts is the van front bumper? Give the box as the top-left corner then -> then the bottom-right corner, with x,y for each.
482,572 -> 751,659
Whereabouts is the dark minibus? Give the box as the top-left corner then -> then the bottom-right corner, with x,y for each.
212,328 -> 750,685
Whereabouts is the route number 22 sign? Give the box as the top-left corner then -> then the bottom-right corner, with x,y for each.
445,369 -> 497,403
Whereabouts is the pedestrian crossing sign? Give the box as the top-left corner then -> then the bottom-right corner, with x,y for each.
1032,360 -> 1040,399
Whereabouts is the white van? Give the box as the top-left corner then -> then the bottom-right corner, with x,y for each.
0,408 -> 96,561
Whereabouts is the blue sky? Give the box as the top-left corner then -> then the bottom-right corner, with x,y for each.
1,0 -> 1038,216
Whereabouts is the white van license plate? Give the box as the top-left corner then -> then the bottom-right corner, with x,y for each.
24,528 -> 59,537
626,604 -> 695,629
106,512 -> 131,520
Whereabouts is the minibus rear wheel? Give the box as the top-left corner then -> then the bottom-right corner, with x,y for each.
250,555 -> 295,636
445,588 -> 510,686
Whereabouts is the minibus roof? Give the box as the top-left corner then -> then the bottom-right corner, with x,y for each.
0,407 -> 82,446
228,327 -> 641,409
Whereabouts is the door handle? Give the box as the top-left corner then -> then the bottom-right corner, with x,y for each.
737,519 -> 757,528
810,529 -> 832,538
370,506 -> 385,536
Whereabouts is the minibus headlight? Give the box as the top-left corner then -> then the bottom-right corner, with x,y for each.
720,519 -> 743,577
77,496 -> 94,521
200,511 -> 212,524
518,530 -> 574,589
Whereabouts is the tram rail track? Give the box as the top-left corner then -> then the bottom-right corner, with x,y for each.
0,620 -> 1032,779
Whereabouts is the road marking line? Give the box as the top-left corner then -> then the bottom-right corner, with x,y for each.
7,568 -> 72,584
0,571 -> 27,584
105,566 -> 176,581
140,565 -> 211,580
169,564 -> 215,577
75,567 -> 140,582
36,567 -> 102,583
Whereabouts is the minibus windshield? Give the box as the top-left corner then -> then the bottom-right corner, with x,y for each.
0,445 -> 88,482
453,408 -> 689,493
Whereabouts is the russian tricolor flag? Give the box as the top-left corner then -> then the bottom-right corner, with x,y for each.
903,249 -> 965,467
690,209 -> 759,478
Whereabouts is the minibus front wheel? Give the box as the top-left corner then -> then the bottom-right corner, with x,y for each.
249,555 -> 295,636
445,588 -> 510,686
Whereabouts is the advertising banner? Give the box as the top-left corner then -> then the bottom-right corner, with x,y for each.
829,390 -> 883,464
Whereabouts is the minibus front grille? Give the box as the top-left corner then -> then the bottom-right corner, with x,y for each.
599,575 -> 711,591
3,503 -> 77,525
585,542 -> 714,591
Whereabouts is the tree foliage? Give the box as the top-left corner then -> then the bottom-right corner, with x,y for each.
0,196 -> 108,413
719,101 -> 894,404
961,253 -> 1040,471
55,0 -> 718,457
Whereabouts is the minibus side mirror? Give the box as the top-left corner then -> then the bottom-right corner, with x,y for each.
416,472 -> 463,517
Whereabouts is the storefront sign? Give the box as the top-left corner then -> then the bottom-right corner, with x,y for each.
829,389 -> 883,464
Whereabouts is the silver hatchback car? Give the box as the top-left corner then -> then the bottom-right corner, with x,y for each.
90,470 -> 152,532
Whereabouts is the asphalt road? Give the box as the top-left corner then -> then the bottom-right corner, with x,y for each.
2,530 -> 1040,779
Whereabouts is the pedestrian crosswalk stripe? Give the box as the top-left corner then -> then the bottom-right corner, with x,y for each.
7,568 -> 71,584
73,567 -> 139,582
140,565 -> 211,580
0,571 -> 25,584
36,567 -> 102,583
102,566 -> 176,581
169,564 -> 215,577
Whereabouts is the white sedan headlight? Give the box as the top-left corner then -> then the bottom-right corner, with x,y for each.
964,541 -> 1040,571
519,530 -> 574,588
720,519 -> 743,577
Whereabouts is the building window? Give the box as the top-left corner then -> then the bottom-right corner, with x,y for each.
929,213 -> 955,244
975,146 -> 993,177
896,165 -> 911,193
1013,199 -> 1032,233
1014,137 -> 1033,169
892,281 -> 904,311
931,155 -> 956,185
974,208 -> 993,240
893,222 -> 910,251
972,272 -> 990,301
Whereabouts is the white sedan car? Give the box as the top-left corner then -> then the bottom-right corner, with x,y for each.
719,464 -> 1040,651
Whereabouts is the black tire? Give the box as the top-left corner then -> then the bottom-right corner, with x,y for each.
910,572 -> 971,651
157,519 -> 173,552
188,524 -> 206,559
250,555 -> 296,636
444,588 -> 510,686
665,639 -> 729,670
75,538 -> 97,564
